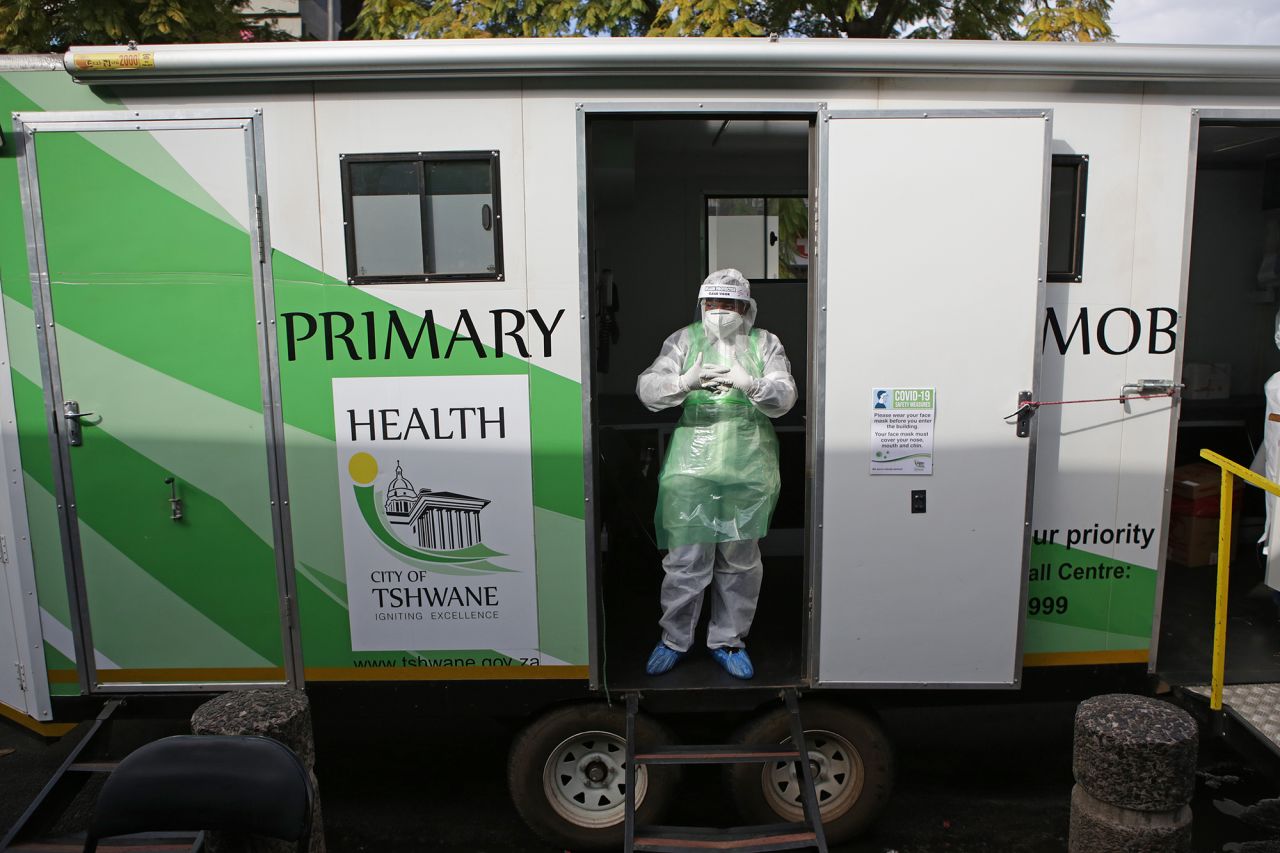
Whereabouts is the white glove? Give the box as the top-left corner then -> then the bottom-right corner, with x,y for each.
679,354 -> 729,393
715,361 -> 757,395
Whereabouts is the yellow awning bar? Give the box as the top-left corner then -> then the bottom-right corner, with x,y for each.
1197,449 -> 1280,712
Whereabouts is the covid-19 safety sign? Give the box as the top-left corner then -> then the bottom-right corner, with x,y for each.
870,387 -> 936,475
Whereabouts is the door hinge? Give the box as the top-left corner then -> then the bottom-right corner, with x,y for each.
0,534 -> 8,565
15,662 -> 26,692
283,593 -> 293,631
254,195 -> 266,264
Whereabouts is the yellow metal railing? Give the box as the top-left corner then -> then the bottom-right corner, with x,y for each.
1198,449 -> 1280,711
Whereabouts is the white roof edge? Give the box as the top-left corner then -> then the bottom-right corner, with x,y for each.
59,38 -> 1280,85
0,54 -> 64,72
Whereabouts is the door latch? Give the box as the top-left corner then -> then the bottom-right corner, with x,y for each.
62,400 -> 97,447
1120,379 -> 1183,400
1015,391 -> 1034,438
164,477 -> 184,522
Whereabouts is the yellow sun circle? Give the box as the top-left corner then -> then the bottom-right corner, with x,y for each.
348,452 -> 378,485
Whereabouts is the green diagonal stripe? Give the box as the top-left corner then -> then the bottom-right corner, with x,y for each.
49,398 -> 284,664
33,130 -> 263,413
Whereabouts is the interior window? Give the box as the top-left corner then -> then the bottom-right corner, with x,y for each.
341,152 -> 502,284
706,195 -> 809,281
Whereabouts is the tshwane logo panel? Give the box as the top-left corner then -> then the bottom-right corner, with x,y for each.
333,375 -> 539,653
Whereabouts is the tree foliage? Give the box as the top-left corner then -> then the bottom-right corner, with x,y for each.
0,0 -> 293,53
1024,0 -> 1111,41
353,0 -> 1110,41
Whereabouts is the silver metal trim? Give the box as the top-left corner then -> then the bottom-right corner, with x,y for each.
1011,108 -> 1054,686
0,267 -> 54,720
824,108 -> 1052,120
18,120 -> 248,135
797,116 -> 820,687
574,101 -> 824,115
806,111 -> 830,686
14,117 -> 96,696
60,39 -> 1280,86
0,55 -> 61,72
1191,108 -> 1280,122
16,109 -> 296,694
90,680 -> 287,693
13,108 -> 262,124
244,112 -> 306,690
576,105 -> 602,690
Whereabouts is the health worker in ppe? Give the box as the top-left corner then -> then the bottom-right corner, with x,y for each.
635,269 -> 797,679
1255,308 -> 1280,598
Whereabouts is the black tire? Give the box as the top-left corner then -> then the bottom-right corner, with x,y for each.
507,702 -> 680,850
725,701 -> 893,845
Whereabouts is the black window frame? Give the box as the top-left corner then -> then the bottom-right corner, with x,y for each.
1047,153 -> 1089,284
340,150 -> 504,285
703,193 -> 810,284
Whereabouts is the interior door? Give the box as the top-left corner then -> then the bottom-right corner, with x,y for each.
814,110 -> 1050,687
16,111 -> 294,690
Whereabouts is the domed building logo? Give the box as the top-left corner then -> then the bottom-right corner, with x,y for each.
346,452 -> 510,574
383,460 -> 490,550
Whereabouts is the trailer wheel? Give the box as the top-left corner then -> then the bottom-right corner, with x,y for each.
508,703 -> 679,850
726,701 -> 893,845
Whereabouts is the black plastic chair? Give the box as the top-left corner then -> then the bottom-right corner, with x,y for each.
83,735 -> 313,853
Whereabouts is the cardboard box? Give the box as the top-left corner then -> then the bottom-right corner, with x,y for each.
1182,363 -> 1231,400
1168,462 -> 1244,565
1168,511 -> 1239,567
1170,462 -> 1244,517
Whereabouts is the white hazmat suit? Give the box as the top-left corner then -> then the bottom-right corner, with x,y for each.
1261,309 -> 1280,592
636,270 -> 797,665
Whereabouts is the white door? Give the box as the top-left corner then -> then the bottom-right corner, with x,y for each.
0,283 -> 51,722
814,110 -> 1050,687
0,558 -> 37,716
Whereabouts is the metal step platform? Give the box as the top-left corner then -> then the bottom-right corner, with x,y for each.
1185,683 -> 1280,757
623,688 -> 828,853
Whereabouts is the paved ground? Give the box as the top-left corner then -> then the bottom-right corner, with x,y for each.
2,690 -> 1278,852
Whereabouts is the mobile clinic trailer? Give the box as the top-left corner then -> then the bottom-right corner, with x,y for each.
3,35 -> 1280,847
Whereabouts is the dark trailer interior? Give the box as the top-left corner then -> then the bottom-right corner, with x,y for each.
1158,120 -> 1280,687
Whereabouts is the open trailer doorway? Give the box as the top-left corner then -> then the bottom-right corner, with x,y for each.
583,110 -> 816,690
1157,115 -> 1280,687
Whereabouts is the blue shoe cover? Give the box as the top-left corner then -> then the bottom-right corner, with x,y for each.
645,642 -> 686,676
711,647 -> 754,679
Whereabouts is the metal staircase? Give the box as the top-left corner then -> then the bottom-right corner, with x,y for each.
0,700 -> 202,853
623,688 -> 829,853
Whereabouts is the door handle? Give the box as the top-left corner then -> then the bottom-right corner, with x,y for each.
62,400 -> 98,447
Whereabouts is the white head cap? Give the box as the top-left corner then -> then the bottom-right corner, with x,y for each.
698,268 -> 751,302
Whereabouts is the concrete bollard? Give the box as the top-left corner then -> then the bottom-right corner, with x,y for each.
1069,694 -> 1198,853
191,689 -> 326,853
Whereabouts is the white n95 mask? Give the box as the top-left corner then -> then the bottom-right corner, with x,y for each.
704,309 -> 742,338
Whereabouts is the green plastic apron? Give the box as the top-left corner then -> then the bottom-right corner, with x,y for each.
655,324 -> 782,549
